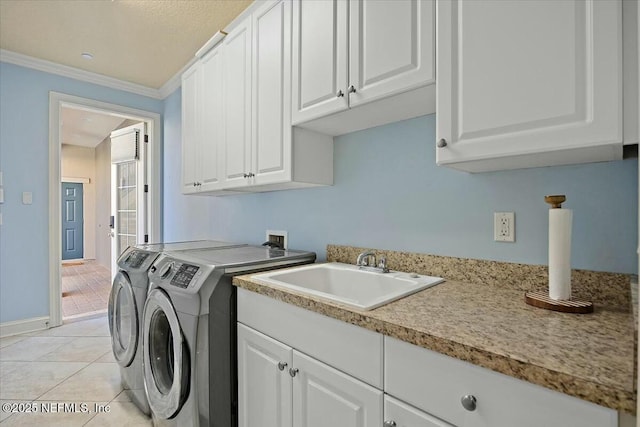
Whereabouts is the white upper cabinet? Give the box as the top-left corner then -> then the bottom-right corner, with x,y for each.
291,0 -> 349,124
181,47 -> 224,194
292,0 -> 435,136
181,63 -> 200,194
199,46 -> 224,192
221,18 -> 253,189
182,0 -> 333,195
436,0 -> 624,172
349,0 -> 434,106
251,0 -> 293,186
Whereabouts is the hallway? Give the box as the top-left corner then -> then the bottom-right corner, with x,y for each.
61,262 -> 111,320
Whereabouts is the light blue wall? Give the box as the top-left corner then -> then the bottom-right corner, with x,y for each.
0,62 -> 163,323
162,89 -> 212,242
203,115 -> 637,274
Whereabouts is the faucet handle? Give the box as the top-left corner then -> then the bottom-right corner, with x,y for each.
377,257 -> 390,273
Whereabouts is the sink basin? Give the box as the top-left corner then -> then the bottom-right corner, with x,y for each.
252,262 -> 444,310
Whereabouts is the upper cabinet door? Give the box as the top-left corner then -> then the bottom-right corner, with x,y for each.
436,0 -> 623,172
199,46 -> 224,192
349,0 -> 435,107
291,0 -> 349,125
252,0 -> 292,185
181,63 -> 200,193
222,18 -> 253,188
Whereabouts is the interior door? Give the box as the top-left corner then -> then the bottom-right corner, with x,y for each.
110,122 -> 147,277
61,182 -> 84,260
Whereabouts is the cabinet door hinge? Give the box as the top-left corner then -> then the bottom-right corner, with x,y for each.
144,234 -> 149,243
144,134 -> 149,143
144,184 -> 149,193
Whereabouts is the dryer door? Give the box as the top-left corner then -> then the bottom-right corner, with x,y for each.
143,288 -> 190,420
108,271 -> 138,367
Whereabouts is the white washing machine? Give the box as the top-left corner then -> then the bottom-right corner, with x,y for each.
108,240 -> 244,415
142,245 -> 316,427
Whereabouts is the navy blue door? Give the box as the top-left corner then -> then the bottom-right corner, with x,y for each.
62,182 -> 84,260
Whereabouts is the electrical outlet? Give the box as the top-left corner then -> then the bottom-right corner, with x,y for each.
494,212 -> 515,242
266,230 -> 288,249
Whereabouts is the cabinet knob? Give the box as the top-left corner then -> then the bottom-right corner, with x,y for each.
348,85 -> 357,94
383,421 -> 397,427
461,394 -> 477,411
336,90 -> 344,98
277,362 -> 288,371
288,368 -> 299,377
243,173 -> 248,178
437,138 -> 448,148
193,183 -> 197,187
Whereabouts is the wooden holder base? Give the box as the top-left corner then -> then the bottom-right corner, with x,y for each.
524,291 -> 593,314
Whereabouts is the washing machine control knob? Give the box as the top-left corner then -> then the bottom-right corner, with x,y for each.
159,262 -> 174,279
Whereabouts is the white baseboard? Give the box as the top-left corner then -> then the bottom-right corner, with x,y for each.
0,316 -> 50,338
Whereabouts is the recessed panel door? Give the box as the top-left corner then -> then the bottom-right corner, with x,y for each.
61,182 -> 83,260
292,350 -> 382,427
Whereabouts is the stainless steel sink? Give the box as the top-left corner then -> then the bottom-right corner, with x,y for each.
252,262 -> 444,310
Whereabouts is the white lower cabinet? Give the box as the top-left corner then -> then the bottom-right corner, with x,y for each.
385,336 -> 617,427
238,323 -> 292,427
237,323 -> 382,427
384,395 -> 453,427
237,289 -> 618,427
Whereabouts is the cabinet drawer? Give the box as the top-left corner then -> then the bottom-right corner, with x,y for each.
384,337 -> 617,427
237,288 -> 383,388
384,395 -> 453,427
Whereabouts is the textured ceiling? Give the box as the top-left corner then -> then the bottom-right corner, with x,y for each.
0,0 -> 253,89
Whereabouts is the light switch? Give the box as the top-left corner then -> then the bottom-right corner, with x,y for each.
22,192 -> 32,205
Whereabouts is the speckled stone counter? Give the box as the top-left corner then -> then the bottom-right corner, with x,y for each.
233,245 -> 637,414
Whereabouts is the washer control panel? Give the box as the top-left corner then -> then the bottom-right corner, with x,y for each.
124,250 -> 151,269
170,263 -> 200,288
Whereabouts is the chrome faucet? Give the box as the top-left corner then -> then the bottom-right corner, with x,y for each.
356,251 -> 376,267
356,251 -> 390,273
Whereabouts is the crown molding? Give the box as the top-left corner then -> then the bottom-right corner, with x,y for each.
158,56 -> 198,99
0,49 -> 164,100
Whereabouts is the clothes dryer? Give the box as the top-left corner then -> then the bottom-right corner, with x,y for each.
108,240 -> 243,415
142,245 -> 315,426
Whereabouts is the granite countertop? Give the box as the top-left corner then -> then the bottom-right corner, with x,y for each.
233,246 -> 637,414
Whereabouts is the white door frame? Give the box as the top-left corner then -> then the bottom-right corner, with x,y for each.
49,92 -> 162,327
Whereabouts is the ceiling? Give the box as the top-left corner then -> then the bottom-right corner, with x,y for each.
61,108 -> 127,148
0,0 -> 253,89
2,0 -> 253,149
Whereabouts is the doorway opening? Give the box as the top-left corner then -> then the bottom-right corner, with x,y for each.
49,93 -> 161,326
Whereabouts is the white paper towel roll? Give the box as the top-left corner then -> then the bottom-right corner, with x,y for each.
549,208 -> 572,300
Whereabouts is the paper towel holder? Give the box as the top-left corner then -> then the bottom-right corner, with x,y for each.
544,195 -> 566,209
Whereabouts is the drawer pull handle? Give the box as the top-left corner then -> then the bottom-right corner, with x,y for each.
461,394 -> 477,411
383,421 -> 397,427
289,368 -> 299,377
277,362 -> 288,371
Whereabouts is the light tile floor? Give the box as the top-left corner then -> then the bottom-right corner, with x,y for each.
0,315 -> 151,426
62,261 -> 112,319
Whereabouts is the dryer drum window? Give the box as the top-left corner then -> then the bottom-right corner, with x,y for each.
149,310 -> 175,394
108,272 -> 138,367
143,288 -> 191,419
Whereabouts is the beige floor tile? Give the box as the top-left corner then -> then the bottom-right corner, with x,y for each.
0,400 -> 31,422
111,390 -> 131,402
27,317 -> 108,338
95,350 -> 116,363
84,401 -> 152,426
0,362 -> 31,378
0,401 -> 98,426
37,337 -> 112,363
38,363 -> 122,402
0,337 -> 74,361
0,362 -> 88,400
0,337 -> 26,350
